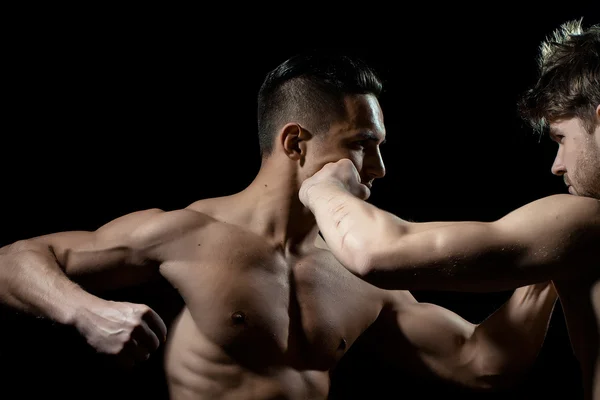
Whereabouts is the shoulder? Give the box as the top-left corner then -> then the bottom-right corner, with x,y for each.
94,208 -> 219,250
498,194 -> 600,229
136,208 -> 217,234
528,194 -> 598,208
185,195 -> 237,216
511,194 -> 599,213
99,207 -> 215,232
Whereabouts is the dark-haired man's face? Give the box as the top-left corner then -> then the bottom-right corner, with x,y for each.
302,94 -> 387,189
549,107 -> 600,199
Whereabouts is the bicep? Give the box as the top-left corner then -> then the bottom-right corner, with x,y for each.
7,207 -> 214,292
374,195 -> 599,291
23,208 -> 167,282
395,302 -> 476,370
374,301 -> 483,388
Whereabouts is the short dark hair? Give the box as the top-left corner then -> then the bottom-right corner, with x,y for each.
517,18 -> 600,135
257,50 -> 383,157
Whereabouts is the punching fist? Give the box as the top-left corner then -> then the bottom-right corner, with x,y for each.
74,299 -> 167,368
300,159 -> 371,208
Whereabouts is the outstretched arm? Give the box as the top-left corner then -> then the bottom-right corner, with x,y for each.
367,283 -> 558,391
0,208 -> 211,365
0,208 -> 164,323
301,160 -> 600,291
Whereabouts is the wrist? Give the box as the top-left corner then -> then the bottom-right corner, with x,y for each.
301,181 -> 346,210
56,284 -> 104,327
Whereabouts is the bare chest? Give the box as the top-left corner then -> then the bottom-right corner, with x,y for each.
160,225 -> 383,370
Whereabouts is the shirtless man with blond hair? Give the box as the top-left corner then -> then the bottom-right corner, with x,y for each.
0,50 -> 557,399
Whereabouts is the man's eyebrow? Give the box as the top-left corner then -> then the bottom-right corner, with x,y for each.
548,126 -> 563,139
355,132 -> 386,144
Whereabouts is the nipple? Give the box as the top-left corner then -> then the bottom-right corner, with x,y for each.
231,311 -> 247,325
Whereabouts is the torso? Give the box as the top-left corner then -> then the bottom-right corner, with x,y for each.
553,267 -> 600,400
158,200 -> 390,400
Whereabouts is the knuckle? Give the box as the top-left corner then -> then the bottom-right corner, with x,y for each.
136,304 -> 152,315
121,330 -> 133,343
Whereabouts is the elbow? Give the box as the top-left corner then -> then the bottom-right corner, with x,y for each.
0,242 -> 48,290
8,240 -> 57,265
340,228 -> 402,284
469,370 -> 522,392
337,212 -> 407,281
467,352 -> 534,392
3,240 -> 47,254
0,240 -> 57,274
340,233 -> 378,278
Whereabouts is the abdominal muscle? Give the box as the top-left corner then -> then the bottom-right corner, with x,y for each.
164,307 -> 330,400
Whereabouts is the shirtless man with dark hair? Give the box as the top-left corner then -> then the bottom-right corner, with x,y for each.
0,50 -> 557,399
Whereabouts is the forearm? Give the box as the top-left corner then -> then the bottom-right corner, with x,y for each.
471,282 -> 558,381
305,184 -> 403,268
305,185 -> 494,286
0,241 -> 99,325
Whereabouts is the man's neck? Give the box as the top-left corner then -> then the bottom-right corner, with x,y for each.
234,160 -> 320,255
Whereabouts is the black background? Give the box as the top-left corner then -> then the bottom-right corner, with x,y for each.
1,3 -> 598,399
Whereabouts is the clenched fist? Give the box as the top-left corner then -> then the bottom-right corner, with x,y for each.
300,159 -> 371,209
74,299 -> 167,368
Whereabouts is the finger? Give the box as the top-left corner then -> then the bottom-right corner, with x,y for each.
121,339 -> 151,364
131,339 -> 152,362
350,162 -> 361,182
338,158 -> 355,169
141,308 -> 168,344
113,341 -> 139,369
359,185 -> 371,200
131,321 -> 160,352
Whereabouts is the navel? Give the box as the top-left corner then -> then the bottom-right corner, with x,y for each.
231,311 -> 247,325
338,337 -> 347,351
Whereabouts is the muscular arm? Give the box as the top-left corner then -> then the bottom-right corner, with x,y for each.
0,208 -> 208,324
307,188 -> 600,291
369,283 -> 558,390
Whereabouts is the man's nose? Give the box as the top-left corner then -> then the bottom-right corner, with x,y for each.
365,148 -> 386,179
551,148 -> 566,176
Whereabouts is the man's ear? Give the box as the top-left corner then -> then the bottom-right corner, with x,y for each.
596,104 -> 600,120
280,123 -> 312,161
